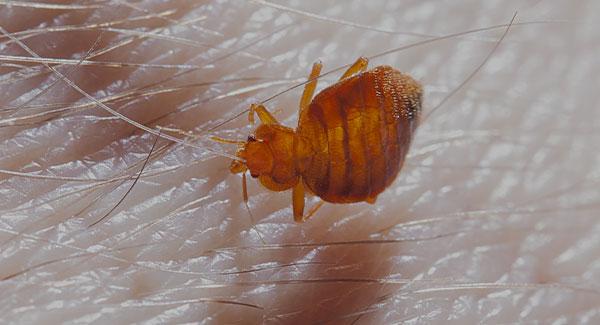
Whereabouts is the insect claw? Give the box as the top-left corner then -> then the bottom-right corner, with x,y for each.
248,105 -> 256,124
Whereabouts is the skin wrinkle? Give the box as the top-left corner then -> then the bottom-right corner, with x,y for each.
1,0 -> 600,324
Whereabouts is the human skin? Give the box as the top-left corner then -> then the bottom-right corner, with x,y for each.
1,0 -> 600,324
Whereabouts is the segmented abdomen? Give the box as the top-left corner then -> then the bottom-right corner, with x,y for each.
296,66 -> 422,203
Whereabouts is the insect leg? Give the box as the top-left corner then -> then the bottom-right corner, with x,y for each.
242,171 -> 267,244
292,180 -> 305,222
304,201 -> 325,222
242,172 -> 249,203
249,103 -> 279,125
365,196 -> 377,204
339,56 -> 369,80
210,136 -> 246,145
299,61 -> 323,112
293,180 -> 326,222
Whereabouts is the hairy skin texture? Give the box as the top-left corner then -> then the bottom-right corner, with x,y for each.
1,0 -> 600,323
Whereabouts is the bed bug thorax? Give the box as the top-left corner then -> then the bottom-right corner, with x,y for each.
227,57 -> 422,222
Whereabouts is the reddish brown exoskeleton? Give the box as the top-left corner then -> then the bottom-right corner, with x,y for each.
229,57 -> 422,222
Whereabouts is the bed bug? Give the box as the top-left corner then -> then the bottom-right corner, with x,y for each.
227,57 -> 422,222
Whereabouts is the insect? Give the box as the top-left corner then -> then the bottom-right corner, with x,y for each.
79,13 -> 514,227
228,57 -> 422,222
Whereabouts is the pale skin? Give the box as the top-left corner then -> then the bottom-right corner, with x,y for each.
2,1 -> 600,323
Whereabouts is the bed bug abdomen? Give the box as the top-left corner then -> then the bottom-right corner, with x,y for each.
296,65 -> 422,204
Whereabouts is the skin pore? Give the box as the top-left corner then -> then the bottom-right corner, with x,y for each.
2,1 -> 600,323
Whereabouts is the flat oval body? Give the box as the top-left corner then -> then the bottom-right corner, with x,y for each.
296,65 -> 422,203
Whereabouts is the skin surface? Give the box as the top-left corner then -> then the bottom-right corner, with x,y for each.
1,0 -> 600,323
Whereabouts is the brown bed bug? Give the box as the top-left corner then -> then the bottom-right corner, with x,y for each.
228,57 -> 422,222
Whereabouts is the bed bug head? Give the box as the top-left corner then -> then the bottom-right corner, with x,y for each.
225,134 -> 270,244
229,134 -> 274,178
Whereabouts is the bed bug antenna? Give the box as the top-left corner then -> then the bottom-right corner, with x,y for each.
226,145 -> 266,244
242,171 -> 267,244
210,136 -> 247,146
